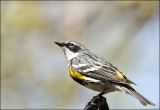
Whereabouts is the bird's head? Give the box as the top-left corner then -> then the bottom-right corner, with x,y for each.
55,41 -> 88,61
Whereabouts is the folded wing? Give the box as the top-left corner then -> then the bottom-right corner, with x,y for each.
71,55 -> 136,85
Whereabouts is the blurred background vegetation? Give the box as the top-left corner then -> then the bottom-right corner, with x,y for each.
1,1 -> 159,109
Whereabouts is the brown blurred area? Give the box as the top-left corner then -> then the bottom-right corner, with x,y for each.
1,1 -> 159,109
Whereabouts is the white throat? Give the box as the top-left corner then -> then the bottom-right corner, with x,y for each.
63,47 -> 79,61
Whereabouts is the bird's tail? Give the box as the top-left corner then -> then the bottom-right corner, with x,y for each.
119,85 -> 155,106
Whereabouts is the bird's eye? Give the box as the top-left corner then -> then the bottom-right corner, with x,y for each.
68,43 -> 74,48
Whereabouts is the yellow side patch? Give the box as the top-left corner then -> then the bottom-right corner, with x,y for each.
69,67 -> 85,80
115,70 -> 124,79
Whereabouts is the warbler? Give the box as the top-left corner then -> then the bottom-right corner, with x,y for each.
55,41 -> 155,106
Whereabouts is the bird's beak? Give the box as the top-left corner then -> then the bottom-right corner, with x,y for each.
55,42 -> 64,47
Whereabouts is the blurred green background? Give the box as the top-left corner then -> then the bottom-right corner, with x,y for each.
1,1 -> 159,109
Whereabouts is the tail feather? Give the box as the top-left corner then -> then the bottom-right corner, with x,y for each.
121,86 -> 155,106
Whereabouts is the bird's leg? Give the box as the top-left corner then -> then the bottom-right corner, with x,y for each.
88,91 -> 105,104
98,92 -> 104,97
97,88 -> 105,97
92,92 -> 104,101
85,88 -> 105,108
84,92 -> 108,110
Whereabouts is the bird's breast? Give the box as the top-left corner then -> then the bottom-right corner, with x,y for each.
69,66 -> 85,80
68,67 -> 112,92
68,66 -> 87,86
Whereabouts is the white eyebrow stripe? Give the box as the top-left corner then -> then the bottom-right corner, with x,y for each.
70,42 -> 78,45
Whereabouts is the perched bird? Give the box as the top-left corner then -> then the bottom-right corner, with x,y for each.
55,41 -> 155,106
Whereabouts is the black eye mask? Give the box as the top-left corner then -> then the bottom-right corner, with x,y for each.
65,43 -> 81,52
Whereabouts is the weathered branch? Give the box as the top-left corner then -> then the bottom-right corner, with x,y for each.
84,93 -> 109,110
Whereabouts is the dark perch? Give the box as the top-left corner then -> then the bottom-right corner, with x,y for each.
84,93 -> 109,110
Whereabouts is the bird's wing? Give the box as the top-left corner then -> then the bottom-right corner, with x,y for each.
70,55 -> 136,85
